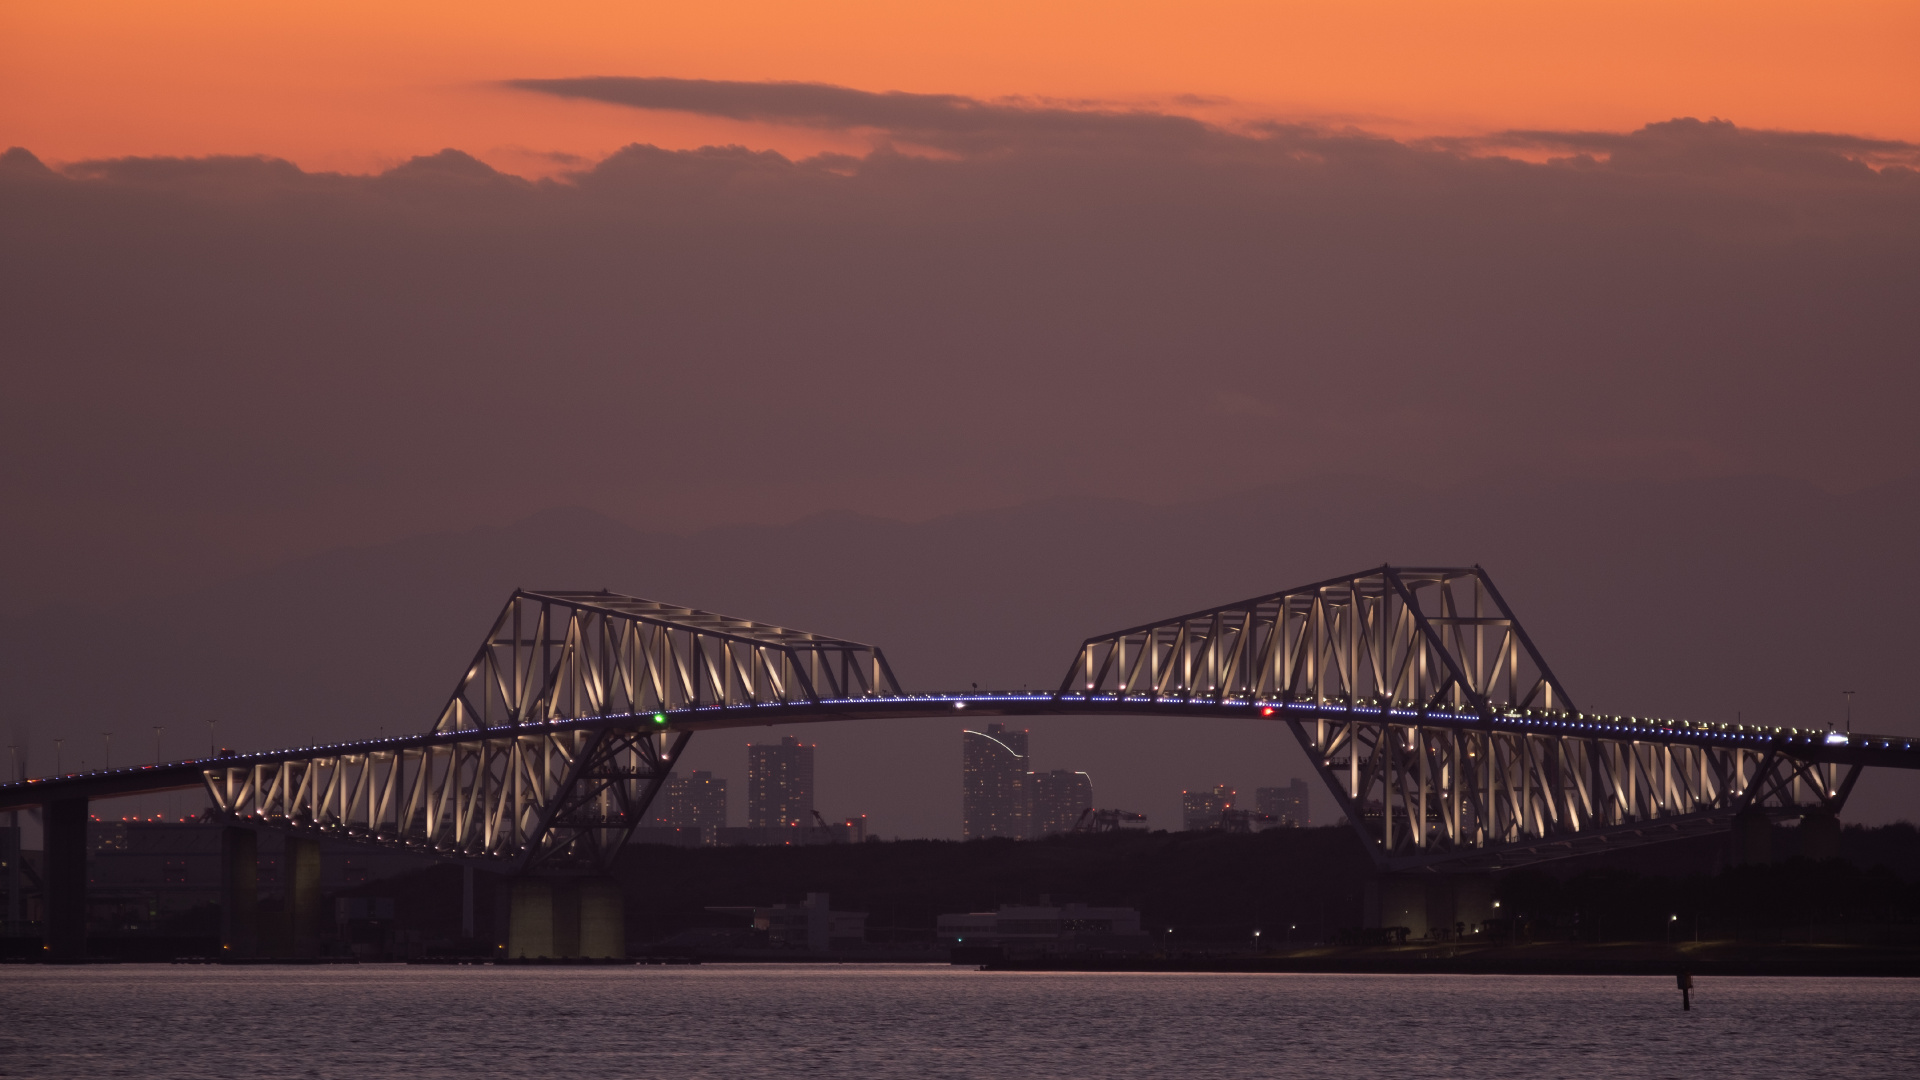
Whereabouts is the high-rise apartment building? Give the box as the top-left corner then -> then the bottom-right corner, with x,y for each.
1180,784 -> 1236,831
664,770 -> 728,838
962,724 -> 1030,839
747,737 -> 814,828
1255,779 -> 1311,828
1031,769 -> 1094,837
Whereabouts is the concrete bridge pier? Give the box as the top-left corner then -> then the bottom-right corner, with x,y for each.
286,835 -> 323,958
220,826 -> 259,957
578,878 -> 626,959
507,877 -> 625,959
1365,873 -> 1497,941
43,797 -> 88,963
1732,807 -> 1773,865
1799,808 -> 1841,861
508,879 -> 554,958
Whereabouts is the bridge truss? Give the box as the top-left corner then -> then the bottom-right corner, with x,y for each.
204,590 -> 901,873
6,567 -> 1914,878
1063,565 -> 1863,870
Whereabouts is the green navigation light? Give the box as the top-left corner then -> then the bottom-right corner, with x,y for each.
652,713 -> 668,725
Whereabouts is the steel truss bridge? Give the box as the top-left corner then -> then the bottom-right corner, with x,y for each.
6,568 -> 1918,880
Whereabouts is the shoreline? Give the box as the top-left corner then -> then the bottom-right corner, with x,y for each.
978,942 -> 1920,977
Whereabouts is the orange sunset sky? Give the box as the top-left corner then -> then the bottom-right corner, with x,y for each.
5,0 -> 1917,176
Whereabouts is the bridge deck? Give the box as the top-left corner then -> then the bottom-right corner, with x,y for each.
5,693 -> 1917,812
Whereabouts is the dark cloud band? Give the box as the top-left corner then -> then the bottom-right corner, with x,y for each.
505,76 -> 1211,151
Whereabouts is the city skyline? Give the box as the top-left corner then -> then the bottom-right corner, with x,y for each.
962,727 -> 1102,839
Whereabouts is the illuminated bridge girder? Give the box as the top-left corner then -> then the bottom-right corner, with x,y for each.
1292,709 -> 1859,871
6,569 -> 1917,875
203,588 -> 902,873
434,589 -> 902,734
1062,565 -> 1871,870
200,725 -> 689,874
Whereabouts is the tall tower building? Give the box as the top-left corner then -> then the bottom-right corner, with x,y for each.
1255,779 -> 1311,827
962,724 -> 1030,839
1031,769 -> 1095,837
667,770 -> 729,838
747,737 -> 814,828
1181,784 -> 1236,831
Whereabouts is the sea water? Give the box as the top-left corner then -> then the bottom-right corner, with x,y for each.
1,964 -> 1915,1079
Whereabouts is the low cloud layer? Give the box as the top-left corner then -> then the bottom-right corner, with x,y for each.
505,76 -> 1207,152
3,85 -> 1918,610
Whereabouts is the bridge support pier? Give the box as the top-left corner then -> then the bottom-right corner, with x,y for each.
506,877 -> 626,959
1365,873 -> 1495,941
221,827 -> 258,958
461,864 -> 475,939
286,835 -> 322,958
1732,807 -> 1772,865
1450,874 -> 1496,938
1799,809 -> 1841,861
552,880 -> 581,958
4,812 -> 23,935
1365,874 -> 1427,938
578,878 -> 626,959
44,796 -> 88,963
508,879 -> 555,958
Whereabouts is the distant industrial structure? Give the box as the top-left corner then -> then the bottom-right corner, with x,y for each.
747,736 -> 815,829
938,900 -> 1148,955
1256,779 -> 1311,827
963,726 -> 1100,839
707,892 -> 868,952
1073,808 -> 1148,832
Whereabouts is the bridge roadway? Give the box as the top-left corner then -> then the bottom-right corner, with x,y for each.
6,692 -> 1920,815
